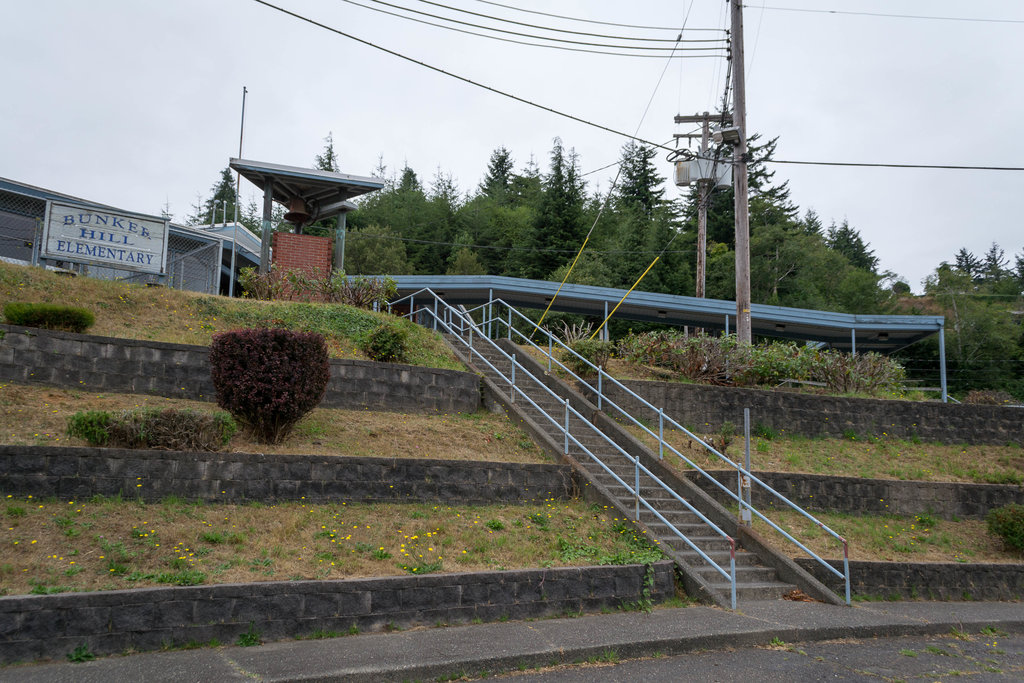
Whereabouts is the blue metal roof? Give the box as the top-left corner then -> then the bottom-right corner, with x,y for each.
389,275 -> 944,352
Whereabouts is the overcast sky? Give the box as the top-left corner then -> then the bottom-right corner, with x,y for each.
2,0 -> 1021,292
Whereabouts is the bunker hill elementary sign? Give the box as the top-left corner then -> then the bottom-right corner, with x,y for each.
42,202 -> 169,275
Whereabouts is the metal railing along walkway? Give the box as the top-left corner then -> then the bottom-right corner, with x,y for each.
390,288 -> 740,608
392,289 -> 851,606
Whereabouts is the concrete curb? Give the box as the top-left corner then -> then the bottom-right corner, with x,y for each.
4,601 -> 1021,682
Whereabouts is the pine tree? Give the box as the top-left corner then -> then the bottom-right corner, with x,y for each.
479,147 -> 514,205
528,138 -> 585,279
825,220 -> 879,273
188,168 -> 239,226
305,133 -> 343,238
314,132 -> 340,172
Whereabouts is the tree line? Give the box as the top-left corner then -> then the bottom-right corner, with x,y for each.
184,133 -> 1023,399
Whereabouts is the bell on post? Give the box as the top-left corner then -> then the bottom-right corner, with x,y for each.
283,197 -> 310,226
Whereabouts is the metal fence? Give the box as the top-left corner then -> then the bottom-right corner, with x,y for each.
0,188 -> 222,294
0,190 -> 45,264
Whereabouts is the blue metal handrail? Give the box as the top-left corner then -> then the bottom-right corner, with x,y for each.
391,288 -> 738,608
465,297 -> 851,605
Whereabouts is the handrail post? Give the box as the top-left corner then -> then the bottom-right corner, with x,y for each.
729,539 -> 737,610
548,336 -> 552,372
507,307 -> 512,340
563,398 -> 570,455
659,409 -> 664,460
510,354 -> 516,403
843,540 -> 851,605
469,327 -> 473,351
433,298 -> 438,331
597,368 -> 603,410
410,295 -> 414,325
635,456 -> 640,521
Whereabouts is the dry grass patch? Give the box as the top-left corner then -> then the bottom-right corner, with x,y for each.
627,424 -> 1023,485
0,496 -> 662,596
0,384 -> 546,463
753,508 -> 1018,565
0,261 -> 461,369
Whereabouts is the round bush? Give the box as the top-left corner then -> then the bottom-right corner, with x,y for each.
209,328 -> 330,443
986,504 -> 1024,553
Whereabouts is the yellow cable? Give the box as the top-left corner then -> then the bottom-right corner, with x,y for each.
531,231 -> 594,336
589,255 -> 660,341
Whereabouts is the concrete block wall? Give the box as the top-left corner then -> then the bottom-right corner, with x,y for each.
585,379 -> 1024,446
0,446 -> 578,505
686,471 -> 1024,520
0,562 -> 677,663
797,559 -> 1024,602
0,324 -> 479,414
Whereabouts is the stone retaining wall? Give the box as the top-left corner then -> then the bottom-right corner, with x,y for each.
0,562 -> 677,663
584,379 -> 1023,446
0,446 -> 577,505
0,324 -> 479,414
685,470 -> 1024,520
797,559 -> 1024,602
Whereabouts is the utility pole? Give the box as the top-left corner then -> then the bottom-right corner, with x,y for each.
730,0 -> 752,344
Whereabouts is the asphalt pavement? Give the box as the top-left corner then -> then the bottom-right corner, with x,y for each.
2,600 -> 1022,682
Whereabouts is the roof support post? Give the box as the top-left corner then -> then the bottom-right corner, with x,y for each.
939,326 -> 948,403
334,211 -> 347,273
259,182 -> 273,274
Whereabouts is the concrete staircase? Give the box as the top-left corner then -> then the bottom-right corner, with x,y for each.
450,330 -> 802,605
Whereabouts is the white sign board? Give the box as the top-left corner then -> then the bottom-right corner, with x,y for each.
41,202 -> 169,275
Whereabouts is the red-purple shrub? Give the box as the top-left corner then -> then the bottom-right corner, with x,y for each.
209,328 -> 330,443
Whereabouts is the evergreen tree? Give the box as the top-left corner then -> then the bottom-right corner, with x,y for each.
479,147 -> 514,205
825,220 -> 879,273
314,132 -> 340,172
953,248 -> 982,281
800,208 -> 824,236
306,132 -> 342,238
527,138 -> 585,279
188,168 -> 239,226
343,224 -> 411,275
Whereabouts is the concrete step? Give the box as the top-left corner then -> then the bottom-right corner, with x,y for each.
708,580 -> 798,602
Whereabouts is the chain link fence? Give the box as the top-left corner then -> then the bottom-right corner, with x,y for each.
0,188 -> 223,294
0,189 -> 45,264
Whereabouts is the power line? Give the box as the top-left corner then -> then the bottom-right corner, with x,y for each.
338,0 -> 724,58
747,5 -> 1024,25
250,0 -> 676,151
353,0 -> 723,51
471,0 -> 716,32
410,0 -> 724,43
770,159 -> 1024,172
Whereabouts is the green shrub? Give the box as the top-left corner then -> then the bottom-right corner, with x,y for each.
209,328 -> 330,443
362,323 -> 409,363
986,504 -> 1024,552
565,339 -> 613,377
66,411 -> 113,446
239,266 -> 397,310
67,409 -> 236,451
813,350 -> 905,396
3,302 -> 95,333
